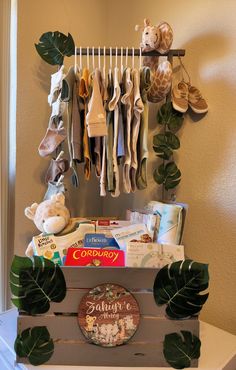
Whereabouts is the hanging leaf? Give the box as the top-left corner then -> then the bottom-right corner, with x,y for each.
153,260 -> 209,319
10,255 -> 66,314
15,326 -> 54,366
153,162 -> 181,190
35,31 -> 75,65
157,102 -> 184,133
163,330 -> 201,369
153,132 -> 180,160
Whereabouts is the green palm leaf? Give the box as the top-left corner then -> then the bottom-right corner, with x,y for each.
35,31 -> 75,65
10,255 -> 66,314
153,260 -> 209,318
153,162 -> 181,190
15,326 -> 54,366
163,330 -> 201,369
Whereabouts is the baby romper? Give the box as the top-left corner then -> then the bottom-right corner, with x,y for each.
79,68 -> 91,180
136,66 -> 151,190
108,66 -> 121,198
121,68 -> 133,194
130,68 -> 144,192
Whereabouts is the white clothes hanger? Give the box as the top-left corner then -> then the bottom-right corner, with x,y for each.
103,46 -> 106,79
139,47 -> 142,70
92,46 -> 95,70
120,46 -> 124,75
115,46 -> 118,68
125,47 -> 128,68
132,47 -> 135,69
87,46 -> 90,69
98,46 -> 101,70
109,46 -> 112,77
79,46 -> 82,71
74,46 -> 77,73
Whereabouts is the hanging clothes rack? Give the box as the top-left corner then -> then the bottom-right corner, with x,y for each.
75,47 -> 185,57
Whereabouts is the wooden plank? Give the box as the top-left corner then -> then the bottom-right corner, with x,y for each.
17,342 -> 197,367
18,315 -> 199,344
62,266 -> 159,290
48,289 -> 166,316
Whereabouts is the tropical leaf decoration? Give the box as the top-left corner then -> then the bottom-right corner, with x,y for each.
153,260 -> 209,319
153,161 -> 181,190
35,31 -> 75,65
10,255 -> 66,314
153,132 -> 180,160
15,326 -> 54,366
157,101 -> 184,133
163,330 -> 201,369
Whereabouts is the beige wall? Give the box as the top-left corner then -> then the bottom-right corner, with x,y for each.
15,0 -> 236,334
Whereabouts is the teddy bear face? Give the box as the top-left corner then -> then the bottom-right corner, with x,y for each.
25,193 -> 70,235
35,200 -> 70,234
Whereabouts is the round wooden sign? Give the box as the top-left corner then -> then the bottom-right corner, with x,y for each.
78,283 -> 140,347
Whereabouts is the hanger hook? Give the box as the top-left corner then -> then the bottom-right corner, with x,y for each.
87,46 -> 90,69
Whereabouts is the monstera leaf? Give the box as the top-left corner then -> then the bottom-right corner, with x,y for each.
153,162 -> 181,190
157,101 -> 184,133
163,330 -> 201,369
153,132 -> 180,160
10,255 -> 66,314
35,31 -> 75,65
15,326 -> 54,366
153,260 -> 209,319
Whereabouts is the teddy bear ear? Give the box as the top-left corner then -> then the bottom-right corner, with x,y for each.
135,24 -> 142,31
51,192 -> 65,205
24,203 -> 38,220
144,18 -> 151,27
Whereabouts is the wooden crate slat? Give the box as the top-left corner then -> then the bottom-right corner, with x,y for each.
18,315 -> 199,343
62,266 -> 159,289
17,341 -> 198,367
49,289 -> 166,316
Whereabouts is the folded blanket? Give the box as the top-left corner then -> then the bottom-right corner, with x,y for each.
146,201 -> 184,245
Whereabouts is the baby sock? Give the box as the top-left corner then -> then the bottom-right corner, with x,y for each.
38,120 -> 67,157
45,158 -> 69,183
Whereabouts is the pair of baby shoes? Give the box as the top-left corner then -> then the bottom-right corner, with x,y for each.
172,81 -> 208,114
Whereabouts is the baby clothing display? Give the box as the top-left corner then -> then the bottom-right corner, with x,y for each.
39,58 -> 152,198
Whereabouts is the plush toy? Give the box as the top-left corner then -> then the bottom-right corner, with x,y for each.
24,193 -> 70,257
135,18 -> 173,103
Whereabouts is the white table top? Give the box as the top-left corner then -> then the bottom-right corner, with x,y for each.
0,309 -> 235,370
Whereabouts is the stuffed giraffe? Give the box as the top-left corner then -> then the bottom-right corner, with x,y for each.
135,18 -> 173,103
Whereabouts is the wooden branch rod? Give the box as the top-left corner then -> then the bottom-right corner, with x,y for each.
75,48 -> 185,57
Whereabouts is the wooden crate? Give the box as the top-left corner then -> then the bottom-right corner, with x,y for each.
17,267 -> 199,367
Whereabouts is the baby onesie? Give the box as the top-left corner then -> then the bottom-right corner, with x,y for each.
71,71 -> 83,163
106,71 -> 115,192
121,68 -> 133,193
100,70 -> 108,196
86,68 -> 107,137
136,66 -> 151,190
79,68 -> 91,180
108,67 -> 121,198
130,68 -> 144,192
